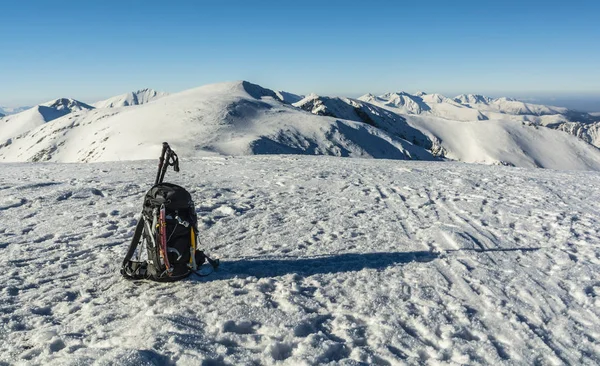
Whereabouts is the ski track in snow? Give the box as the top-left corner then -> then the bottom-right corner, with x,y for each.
1,156 -> 600,365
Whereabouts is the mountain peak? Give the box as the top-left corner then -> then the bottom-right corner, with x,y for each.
454,94 -> 492,105
94,88 -> 168,108
41,98 -> 94,111
239,81 -> 279,100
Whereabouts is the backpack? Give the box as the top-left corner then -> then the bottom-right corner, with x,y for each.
121,142 -> 219,281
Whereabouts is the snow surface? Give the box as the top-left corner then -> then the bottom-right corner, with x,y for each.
1,155 -> 600,365
93,89 -> 168,109
275,91 -> 304,105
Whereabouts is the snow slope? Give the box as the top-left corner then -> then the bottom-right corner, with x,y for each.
399,114 -> 600,170
0,81 -> 432,163
1,155 -> 600,365
275,91 -> 303,104
0,99 -> 93,143
93,88 -> 168,109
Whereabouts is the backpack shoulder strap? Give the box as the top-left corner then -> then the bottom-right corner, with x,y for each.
122,216 -> 144,266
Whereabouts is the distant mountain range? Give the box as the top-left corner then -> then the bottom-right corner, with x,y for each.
0,105 -> 32,116
1,81 -> 600,171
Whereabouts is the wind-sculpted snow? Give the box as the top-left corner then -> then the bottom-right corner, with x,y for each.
1,156 -> 600,365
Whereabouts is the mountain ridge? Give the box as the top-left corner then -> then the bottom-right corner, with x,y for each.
2,80 -> 600,171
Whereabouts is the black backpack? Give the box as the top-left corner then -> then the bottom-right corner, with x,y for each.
121,143 -> 219,281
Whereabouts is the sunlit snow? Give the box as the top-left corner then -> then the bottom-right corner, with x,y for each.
1,156 -> 599,365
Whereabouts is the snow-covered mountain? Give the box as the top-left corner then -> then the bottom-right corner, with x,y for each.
0,81 -> 433,163
93,88 -> 168,109
2,156 -> 600,364
454,94 -> 566,116
293,94 -> 437,153
360,91 -> 600,125
275,90 -> 303,104
0,105 -> 32,116
2,80 -> 600,171
0,98 -> 94,143
299,92 -> 600,170
358,90 -> 600,151
359,92 -> 489,121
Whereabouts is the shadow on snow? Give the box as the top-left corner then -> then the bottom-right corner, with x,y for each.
191,247 -> 541,281
195,251 -> 438,280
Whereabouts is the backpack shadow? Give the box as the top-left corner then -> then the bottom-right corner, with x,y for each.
191,250 -> 438,281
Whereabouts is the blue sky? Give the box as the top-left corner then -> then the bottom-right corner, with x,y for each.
1,0 -> 599,109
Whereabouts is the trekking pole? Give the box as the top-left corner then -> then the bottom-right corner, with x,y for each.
155,142 -> 168,185
158,143 -> 179,184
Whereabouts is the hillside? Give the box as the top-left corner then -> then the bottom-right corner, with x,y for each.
1,156 -> 599,365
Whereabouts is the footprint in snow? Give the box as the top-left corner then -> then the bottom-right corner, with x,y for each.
222,320 -> 257,334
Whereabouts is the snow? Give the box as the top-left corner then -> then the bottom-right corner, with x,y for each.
453,94 -> 569,116
1,155 -> 600,365
1,80 -> 600,171
93,88 -> 168,109
400,114 -> 600,170
275,91 -> 304,105
0,99 -> 93,143
0,81 -> 433,164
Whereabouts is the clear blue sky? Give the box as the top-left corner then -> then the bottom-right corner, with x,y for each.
1,0 -> 599,108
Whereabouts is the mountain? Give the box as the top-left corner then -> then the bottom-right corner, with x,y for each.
453,94 -> 568,116
293,94 -> 436,153
2,80 -> 600,171
301,92 -> 600,170
360,91 -> 600,150
275,90 -> 303,104
359,92 -> 488,121
93,88 -> 168,109
0,81 -> 433,163
0,105 -> 32,116
0,112 -> 4,118
0,98 -> 94,143
2,156 -> 599,364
